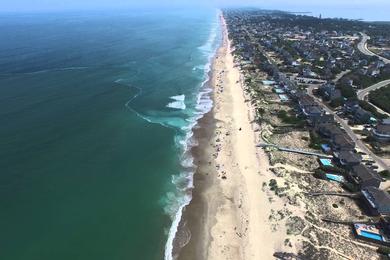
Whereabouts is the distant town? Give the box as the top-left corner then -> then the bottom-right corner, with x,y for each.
224,8 -> 390,259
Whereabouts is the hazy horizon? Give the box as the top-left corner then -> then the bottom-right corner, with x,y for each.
1,0 -> 389,21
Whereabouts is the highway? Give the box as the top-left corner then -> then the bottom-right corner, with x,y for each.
357,32 -> 390,64
307,87 -> 389,170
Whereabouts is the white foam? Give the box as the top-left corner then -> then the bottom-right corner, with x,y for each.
170,94 -> 185,101
167,95 -> 186,110
167,101 -> 186,110
23,66 -> 89,75
164,10 -> 221,260
164,194 -> 191,260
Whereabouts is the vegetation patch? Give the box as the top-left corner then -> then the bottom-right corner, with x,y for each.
379,170 -> 390,180
359,100 -> 387,119
369,85 -> 390,113
308,131 -> 325,150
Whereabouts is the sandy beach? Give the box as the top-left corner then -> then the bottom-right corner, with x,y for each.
176,14 -> 286,260
174,10 -> 389,260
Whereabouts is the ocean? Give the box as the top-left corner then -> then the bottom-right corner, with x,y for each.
0,9 -> 220,260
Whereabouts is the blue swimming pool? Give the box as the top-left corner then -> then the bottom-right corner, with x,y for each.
279,94 -> 289,101
326,174 -> 344,183
320,158 -> 333,167
263,80 -> 276,85
360,230 -> 383,241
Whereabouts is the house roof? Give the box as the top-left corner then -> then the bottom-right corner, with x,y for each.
313,114 -> 334,125
362,186 -> 390,215
344,100 -> 359,110
332,134 -> 354,148
303,105 -> 323,115
298,94 -> 317,107
334,151 -> 362,164
318,123 -> 344,136
355,107 -> 372,118
351,164 -> 382,183
376,123 -> 390,134
382,118 -> 390,125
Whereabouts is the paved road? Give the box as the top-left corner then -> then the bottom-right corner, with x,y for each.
307,88 -> 389,170
357,79 -> 390,117
358,32 -> 390,64
357,79 -> 390,100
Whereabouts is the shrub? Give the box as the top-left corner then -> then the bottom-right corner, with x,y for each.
379,170 -> 390,180
359,100 -> 387,119
377,246 -> 390,255
308,131 -> 324,150
320,165 -> 347,175
330,97 -> 344,108
369,85 -> 390,113
342,182 -> 359,192
314,169 -> 327,179
276,110 -> 304,125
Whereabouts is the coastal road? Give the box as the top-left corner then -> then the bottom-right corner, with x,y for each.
307,88 -> 389,170
357,79 -> 390,117
358,33 -> 390,64
357,79 -> 390,100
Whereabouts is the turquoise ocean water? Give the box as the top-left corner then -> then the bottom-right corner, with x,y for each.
0,9 -> 220,260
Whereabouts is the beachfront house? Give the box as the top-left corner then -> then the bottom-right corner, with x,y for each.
372,121 -> 390,143
302,105 -> 324,119
317,123 -> 344,139
354,222 -> 390,245
361,186 -> 390,216
331,133 -> 355,151
312,114 -> 335,127
347,164 -> 383,189
353,107 -> 372,125
297,94 -> 317,109
333,151 -> 362,168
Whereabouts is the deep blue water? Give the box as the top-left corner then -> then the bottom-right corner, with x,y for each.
0,9 -> 220,260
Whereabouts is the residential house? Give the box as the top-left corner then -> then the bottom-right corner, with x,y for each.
347,164 -> 383,189
361,186 -> 390,216
298,94 -> 316,109
302,105 -> 324,118
317,123 -> 344,138
353,107 -> 372,124
333,151 -> 362,168
312,114 -> 335,127
344,100 -> 359,113
319,83 -> 342,101
331,133 -> 355,151
372,121 -> 390,142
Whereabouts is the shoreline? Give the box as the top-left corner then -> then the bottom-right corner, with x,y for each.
175,13 -> 286,260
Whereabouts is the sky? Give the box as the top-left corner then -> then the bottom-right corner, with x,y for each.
0,0 -> 389,21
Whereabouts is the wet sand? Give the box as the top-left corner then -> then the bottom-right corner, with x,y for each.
175,13 -> 286,260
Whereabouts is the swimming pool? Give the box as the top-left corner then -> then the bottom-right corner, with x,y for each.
319,158 -> 333,167
262,80 -> 275,85
360,230 -> 383,241
326,174 -> 345,183
279,94 -> 289,101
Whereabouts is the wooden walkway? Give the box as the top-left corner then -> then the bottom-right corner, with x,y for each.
257,143 -> 333,159
307,192 -> 360,198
